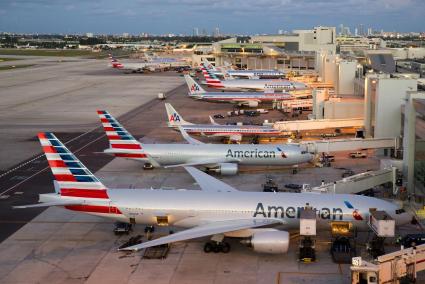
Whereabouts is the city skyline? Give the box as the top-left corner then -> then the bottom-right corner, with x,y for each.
0,0 -> 424,34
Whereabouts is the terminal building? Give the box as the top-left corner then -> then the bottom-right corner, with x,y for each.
191,26 -> 337,72
314,48 -> 425,200
188,26 -> 425,201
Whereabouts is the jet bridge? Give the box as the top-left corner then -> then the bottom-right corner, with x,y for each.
302,167 -> 398,195
351,243 -> 425,284
299,137 -> 398,154
273,118 -> 364,132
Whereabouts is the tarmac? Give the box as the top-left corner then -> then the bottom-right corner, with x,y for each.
0,56 -> 423,283
0,56 -> 182,170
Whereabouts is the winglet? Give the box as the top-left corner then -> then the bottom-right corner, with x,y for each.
177,126 -> 204,145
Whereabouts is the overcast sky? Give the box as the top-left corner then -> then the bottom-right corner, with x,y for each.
0,0 -> 423,34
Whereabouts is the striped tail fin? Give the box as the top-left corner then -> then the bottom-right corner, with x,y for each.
108,54 -> 123,69
201,63 -> 223,88
97,110 -> 142,151
38,132 -> 109,199
184,74 -> 205,95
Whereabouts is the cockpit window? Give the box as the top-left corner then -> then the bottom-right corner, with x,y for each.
301,151 -> 307,154
396,209 -> 406,214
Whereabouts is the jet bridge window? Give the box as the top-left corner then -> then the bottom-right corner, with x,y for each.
156,216 -> 169,226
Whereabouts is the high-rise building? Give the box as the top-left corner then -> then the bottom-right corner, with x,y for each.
367,28 -> 373,36
354,28 -> 358,37
339,24 -> 344,35
278,29 -> 283,35
214,27 -> 220,37
193,27 -> 199,37
343,27 -> 351,36
85,32 -> 93,38
358,24 -> 364,36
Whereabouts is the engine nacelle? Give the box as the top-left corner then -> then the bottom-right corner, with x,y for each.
210,163 -> 238,175
245,101 -> 259,108
243,230 -> 289,254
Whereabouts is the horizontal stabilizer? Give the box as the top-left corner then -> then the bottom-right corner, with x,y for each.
13,200 -> 83,209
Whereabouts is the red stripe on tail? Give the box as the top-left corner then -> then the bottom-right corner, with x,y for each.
43,146 -> 57,153
54,174 -> 77,182
115,153 -> 147,158
111,144 -> 142,149
61,188 -> 109,199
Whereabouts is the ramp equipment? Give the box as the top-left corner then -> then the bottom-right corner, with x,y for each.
298,207 -> 317,262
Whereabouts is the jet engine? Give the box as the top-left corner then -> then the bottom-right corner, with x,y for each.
245,101 -> 259,108
210,163 -> 238,175
242,230 -> 289,254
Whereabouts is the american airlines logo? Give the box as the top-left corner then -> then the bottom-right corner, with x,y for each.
225,147 -> 286,159
276,147 -> 287,158
190,84 -> 200,92
344,201 -> 364,220
264,84 -> 292,90
169,113 -> 181,122
253,202 -> 344,220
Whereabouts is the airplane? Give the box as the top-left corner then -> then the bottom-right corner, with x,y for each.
202,59 -> 285,79
108,54 -> 164,73
164,103 -> 281,142
145,54 -> 189,68
15,132 -> 412,254
199,59 -> 231,77
201,64 -> 308,91
184,75 -> 293,107
97,110 -> 313,174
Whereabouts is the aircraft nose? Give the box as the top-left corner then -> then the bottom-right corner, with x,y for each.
303,153 -> 314,163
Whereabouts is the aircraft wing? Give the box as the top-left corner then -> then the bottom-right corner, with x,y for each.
178,126 -> 204,145
164,157 -> 239,168
13,200 -> 83,209
184,166 -> 238,193
119,218 -> 283,251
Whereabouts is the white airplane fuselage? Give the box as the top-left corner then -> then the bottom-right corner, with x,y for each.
226,70 -> 285,79
106,143 -> 313,166
188,92 -> 293,103
170,123 -> 281,138
41,189 -> 411,233
207,79 -> 308,92
112,62 -> 164,72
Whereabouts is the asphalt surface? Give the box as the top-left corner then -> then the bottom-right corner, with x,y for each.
0,83 -> 185,242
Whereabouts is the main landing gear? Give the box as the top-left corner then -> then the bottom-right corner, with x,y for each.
204,234 -> 230,253
203,241 -> 230,253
